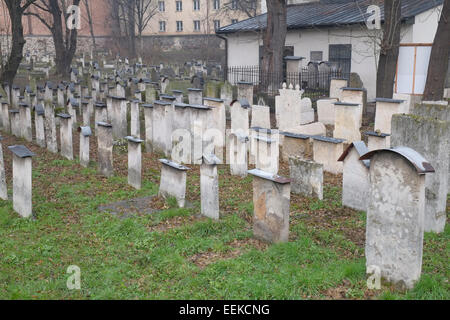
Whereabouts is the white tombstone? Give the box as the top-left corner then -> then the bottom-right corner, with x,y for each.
289,157 -> 323,200
1,101 -> 10,133
200,154 -> 222,220
329,79 -> 348,100
361,147 -> 435,290
142,104 -> 154,153
230,99 -> 250,135
152,100 -> 174,156
188,88 -> 203,105
237,81 -> 254,104
44,103 -> 58,153
317,98 -> 338,125
126,136 -> 144,190
248,169 -> 291,243
57,113 -> 73,160
275,83 -> 303,130
9,145 -> 35,218
228,132 -> 249,177
253,134 -> 279,175
130,100 -> 141,138
96,122 -> 114,177
94,101 -> 108,136
158,159 -> 190,208
374,98 -> 406,136
78,126 -> 92,168
333,102 -> 362,142
312,136 -> 345,174
251,105 -> 271,129
365,131 -> 391,151
337,141 -> 371,212
0,137 -> 7,200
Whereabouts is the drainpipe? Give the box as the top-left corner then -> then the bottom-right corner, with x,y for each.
216,34 -> 228,82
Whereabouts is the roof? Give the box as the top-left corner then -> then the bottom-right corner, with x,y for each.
8,145 -> 35,158
248,169 -> 291,184
217,0 -> 443,34
159,159 -> 190,171
338,141 -> 370,168
360,146 -> 435,174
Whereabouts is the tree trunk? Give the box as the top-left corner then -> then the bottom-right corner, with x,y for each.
423,0 -> 450,101
0,1 -> 26,86
84,0 -> 97,51
127,0 -> 137,58
376,0 -> 401,98
261,0 -> 287,87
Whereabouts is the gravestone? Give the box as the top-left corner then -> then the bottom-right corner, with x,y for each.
312,136 -> 345,174
289,157 -> 323,200
78,126 -> 92,168
249,169 -> 291,243
237,81 -> 253,105
374,98 -> 407,141
158,159 -> 190,208
9,145 -> 35,218
57,113 -> 73,160
142,104 -> 154,153
361,147 -> 435,290
94,101 -> 108,135
188,88 -> 203,105
201,154 -> 221,220
228,132 -> 249,177
329,79 -> 348,99
391,113 -> 449,233
340,87 -> 366,122
0,137 -> 7,200
333,102 -> 362,142
230,99 -> 250,135
338,141 -> 370,212
18,103 -> 32,142
44,103 -> 58,153
280,132 -> 312,162
130,100 -> 141,138
1,101 -> 10,133
152,100 -> 174,156
251,105 -> 271,129
253,134 -> 279,175
126,136 -> 144,190
97,122 -> 114,177
365,131 -> 391,151
317,98 -> 338,125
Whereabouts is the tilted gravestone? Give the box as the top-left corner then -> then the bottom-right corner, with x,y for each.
158,159 -> 190,208
361,147 -> 435,290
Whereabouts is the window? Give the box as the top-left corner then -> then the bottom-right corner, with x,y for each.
158,1 -> 165,11
176,21 -> 183,31
310,51 -> 323,62
214,20 -> 220,30
213,0 -> 220,10
231,0 -> 237,9
193,0 -> 200,10
159,21 -> 166,32
176,1 -> 183,11
329,44 -> 352,76
194,20 -> 201,31
231,19 -> 238,24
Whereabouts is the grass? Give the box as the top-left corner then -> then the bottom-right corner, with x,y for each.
0,135 -> 448,300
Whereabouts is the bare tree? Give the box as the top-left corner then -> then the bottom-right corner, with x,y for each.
261,0 -> 287,77
82,0 -> 95,51
423,0 -> 450,101
222,0 -> 259,18
135,0 -> 157,54
0,0 -> 37,86
27,0 -> 81,76
376,0 -> 401,98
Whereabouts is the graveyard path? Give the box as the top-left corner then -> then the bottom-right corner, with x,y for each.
0,129 -> 448,300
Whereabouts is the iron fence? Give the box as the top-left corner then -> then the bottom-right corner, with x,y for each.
226,66 -> 348,101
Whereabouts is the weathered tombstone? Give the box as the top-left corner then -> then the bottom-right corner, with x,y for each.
203,97 -> 226,161
158,159 -> 190,208
94,101 -> 107,135
152,100 -> 173,156
340,87 -> 366,122
364,131 -> 391,151
280,132 -> 312,162
317,98 -> 338,125
172,90 -> 184,103
126,136 -> 144,189
110,96 -> 128,139
8,145 -> 35,218
337,141 -> 370,212
361,147 -> 435,290
251,105 -> 271,129
284,56 -> 304,87
9,110 -> 20,137
0,137 -> 7,200
172,103 -> 192,164
312,136 -> 345,174
96,122 -> 114,177
81,100 -> 91,126
18,102 -> 32,141
1,101 -> 10,133
230,99 -> 250,135
333,102 -> 362,142
220,81 -> 233,119
200,154 -> 221,220
67,98 -> 79,130
248,169 -> 291,243
228,132 -> 249,177
78,126 -> 92,167
289,157 -> 323,200
391,113 -> 449,233
237,81 -> 254,105
188,88 -> 203,105
142,104 -> 154,153
253,134 -> 279,175
374,98 -> 406,137
57,113 -> 73,160
44,103 -> 58,153
130,100 -> 141,138
329,78 -> 348,99
190,104 -> 212,165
